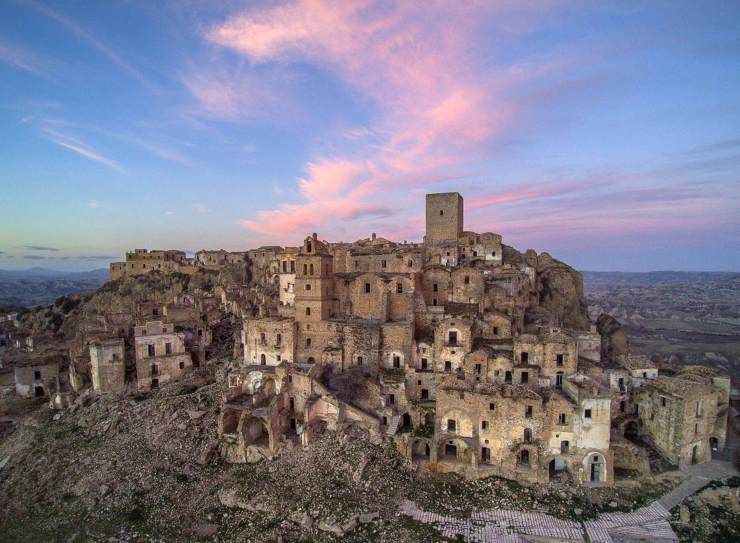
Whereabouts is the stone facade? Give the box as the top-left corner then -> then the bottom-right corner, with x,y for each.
134,321 -> 192,392
90,338 -> 126,394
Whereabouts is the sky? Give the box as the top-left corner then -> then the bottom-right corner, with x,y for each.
1,1 -> 739,272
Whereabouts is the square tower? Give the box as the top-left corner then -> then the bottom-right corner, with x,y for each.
426,192 -> 463,241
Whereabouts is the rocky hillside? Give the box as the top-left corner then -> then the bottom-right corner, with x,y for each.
504,245 -> 591,330
0,373 -> 682,543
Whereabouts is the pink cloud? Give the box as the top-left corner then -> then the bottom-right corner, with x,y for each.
204,1 -> 567,241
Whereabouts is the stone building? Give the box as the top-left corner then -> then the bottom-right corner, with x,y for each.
134,321 -> 192,392
634,368 -> 729,467
14,356 -> 61,398
90,338 -> 126,394
209,191 -> 726,486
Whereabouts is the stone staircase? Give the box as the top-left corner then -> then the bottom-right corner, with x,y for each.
387,414 -> 401,435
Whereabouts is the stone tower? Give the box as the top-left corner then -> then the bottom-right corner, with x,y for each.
425,192 -> 463,242
295,233 -> 334,321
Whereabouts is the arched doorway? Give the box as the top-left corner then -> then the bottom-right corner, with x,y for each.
222,410 -> 240,435
588,454 -> 605,482
424,412 -> 434,427
710,437 -> 719,452
691,445 -> 699,464
518,449 -> 530,467
400,413 -> 412,432
243,417 -> 269,448
411,439 -> 430,461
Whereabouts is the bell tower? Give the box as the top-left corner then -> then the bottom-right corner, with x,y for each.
294,233 -> 334,321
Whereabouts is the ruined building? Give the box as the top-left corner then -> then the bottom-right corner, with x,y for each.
211,192 -> 729,486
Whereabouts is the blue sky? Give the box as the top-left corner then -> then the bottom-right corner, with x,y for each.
1,1 -> 739,272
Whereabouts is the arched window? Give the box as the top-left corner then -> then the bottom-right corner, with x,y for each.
305,284 -> 311,291
309,264 -> 314,275
464,275 -> 470,284
519,449 -> 530,465
357,356 -> 363,365
307,241 -> 312,253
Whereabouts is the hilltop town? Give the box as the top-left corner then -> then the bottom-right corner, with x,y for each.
0,193 -> 737,542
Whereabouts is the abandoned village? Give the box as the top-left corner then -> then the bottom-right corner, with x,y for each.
0,192 -> 731,490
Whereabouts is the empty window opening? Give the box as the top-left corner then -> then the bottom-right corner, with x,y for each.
584,409 -> 592,419
447,419 -> 456,432
525,405 -> 533,418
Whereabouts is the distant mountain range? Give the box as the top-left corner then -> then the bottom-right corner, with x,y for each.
0,268 -> 109,308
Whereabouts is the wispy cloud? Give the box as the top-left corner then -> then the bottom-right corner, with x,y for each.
86,199 -> 100,209
23,245 -> 60,252
20,0 -> 155,90
40,126 -> 123,172
0,38 -> 51,78
192,203 -> 209,214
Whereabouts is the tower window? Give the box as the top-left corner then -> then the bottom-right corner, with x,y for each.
364,283 -> 371,293
439,210 -> 444,216
397,283 -> 403,293
305,307 -> 311,316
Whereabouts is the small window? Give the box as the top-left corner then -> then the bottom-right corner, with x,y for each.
475,363 -> 481,374
309,264 -> 314,275
305,307 -> 311,316
393,355 -> 401,368
260,354 -> 266,365
556,354 -> 564,366
147,344 -> 155,357
447,419 -> 456,431
584,409 -> 592,419
448,331 -> 457,345
357,356 -> 363,365
381,260 -> 387,268
445,361 -> 452,372
525,405 -> 533,418
661,397 -> 666,407
464,275 -> 470,285
165,342 -> 172,355
558,413 -> 566,425
619,400 -> 625,412
407,260 -> 413,267
305,284 -> 311,290
388,394 -> 395,405
33,370 -> 41,380
179,361 -> 185,369
433,283 -> 438,293
396,283 -> 403,293
524,428 -> 531,442
481,420 -> 489,430
432,298 -> 437,306
521,352 -> 529,364
364,283 -> 371,293
489,402 -> 495,411
306,338 -> 312,347
439,210 -> 444,216
421,388 -> 429,400
276,333 -> 282,346
493,326 -> 499,336
421,358 -> 428,370
521,371 -> 529,383
303,264 -> 308,275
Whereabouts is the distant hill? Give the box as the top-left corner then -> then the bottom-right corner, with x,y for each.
0,268 -> 109,308
582,271 -> 740,290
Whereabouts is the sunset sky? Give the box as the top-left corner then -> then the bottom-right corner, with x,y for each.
1,1 -> 739,271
